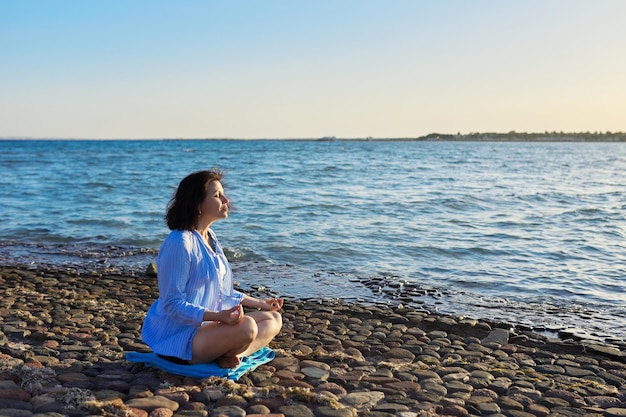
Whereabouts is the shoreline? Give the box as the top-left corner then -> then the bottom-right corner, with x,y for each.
1,265 -> 625,416
1,241 -> 623,345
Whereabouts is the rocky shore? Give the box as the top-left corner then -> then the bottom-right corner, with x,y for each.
0,266 -> 625,417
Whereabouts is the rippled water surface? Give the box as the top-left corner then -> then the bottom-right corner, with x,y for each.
1,139 -> 625,341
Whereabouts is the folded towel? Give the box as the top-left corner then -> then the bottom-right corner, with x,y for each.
125,346 -> 275,380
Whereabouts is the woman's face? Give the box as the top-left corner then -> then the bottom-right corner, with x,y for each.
199,180 -> 229,224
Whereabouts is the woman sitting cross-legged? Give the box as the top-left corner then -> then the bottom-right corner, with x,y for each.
142,169 -> 283,368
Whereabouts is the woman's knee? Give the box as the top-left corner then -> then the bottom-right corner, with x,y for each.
238,316 -> 259,342
268,311 -> 283,334
272,310 -> 283,326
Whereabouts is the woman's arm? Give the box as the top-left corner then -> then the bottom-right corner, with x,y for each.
241,294 -> 283,311
158,231 -> 210,325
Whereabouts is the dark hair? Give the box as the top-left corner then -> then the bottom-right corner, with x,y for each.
165,169 -> 224,231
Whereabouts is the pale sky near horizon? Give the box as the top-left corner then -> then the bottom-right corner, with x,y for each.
1,1 -> 625,139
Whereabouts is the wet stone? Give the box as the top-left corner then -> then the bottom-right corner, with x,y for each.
300,360 -> 330,370
489,377 -> 512,394
543,389 -> 586,407
271,357 -> 300,371
382,348 -> 415,361
94,389 -> 127,401
278,379 -> 314,389
0,389 -> 31,402
507,386 -> 542,401
279,404 -> 315,417
503,410 -> 537,417
0,409 -> 33,417
0,399 -> 32,412
471,388 -> 498,400
586,396 -> 622,408
564,366 -> 595,377
549,407 -> 597,417
149,408 -> 174,417
598,371 -> 625,387
212,405 -> 246,417
313,406 -> 355,417
497,396 -> 524,411
419,380 -> 447,398
342,391 -> 385,410
415,355 -> 440,366
605,409 -> 626,417
476,401 -> 501,415
539,396 -> 570,408
125,396 -> 180,412
440,404 -> 469,417
526,403 -> 550,417
383,381 -> 420,395
536,364 -> 565,374
444,379 -> 473,393
215,394 -> 247,408
274,369 -> 305,380
30,399 -> 67,414
373,402 -> 409,413
442,371 -> 470,383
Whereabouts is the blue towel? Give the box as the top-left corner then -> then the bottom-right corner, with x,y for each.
125,347 -> 275,380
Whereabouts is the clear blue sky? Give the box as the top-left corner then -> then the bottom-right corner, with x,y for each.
1,0 -> 625,139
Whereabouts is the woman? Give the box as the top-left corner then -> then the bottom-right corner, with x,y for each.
142,169 -> 283,368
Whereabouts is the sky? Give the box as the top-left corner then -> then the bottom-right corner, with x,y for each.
1,0 -> 625,139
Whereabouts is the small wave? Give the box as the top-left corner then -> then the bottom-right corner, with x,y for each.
83,181 -> 115,190
66,218 -> 130,227
224,246 -> 266,262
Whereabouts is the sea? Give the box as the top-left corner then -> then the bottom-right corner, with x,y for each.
1,139 -> 625,344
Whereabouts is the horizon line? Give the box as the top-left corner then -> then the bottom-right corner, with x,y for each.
1,131 -> 625,142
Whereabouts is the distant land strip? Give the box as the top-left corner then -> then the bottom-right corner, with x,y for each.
1,131 -> 625,141
409,131 -> 626,142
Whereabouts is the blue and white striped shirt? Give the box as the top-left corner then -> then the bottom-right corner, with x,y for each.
141,229 -> 244,360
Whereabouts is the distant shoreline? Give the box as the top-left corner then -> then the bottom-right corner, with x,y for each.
1,131 -> 625,142
410,131 -> 626,142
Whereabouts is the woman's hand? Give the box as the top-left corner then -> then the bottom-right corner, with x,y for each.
219,305 -> 243,324
261,298 -> 283,311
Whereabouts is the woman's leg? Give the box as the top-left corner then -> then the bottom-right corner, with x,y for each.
238,310 -> 283,357
189,310 -> 282,368
190,315 -> 258,366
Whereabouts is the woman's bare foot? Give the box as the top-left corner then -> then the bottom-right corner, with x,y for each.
216,355 -> 240,369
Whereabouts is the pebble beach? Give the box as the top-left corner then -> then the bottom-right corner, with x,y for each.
1,266 -> 625,417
